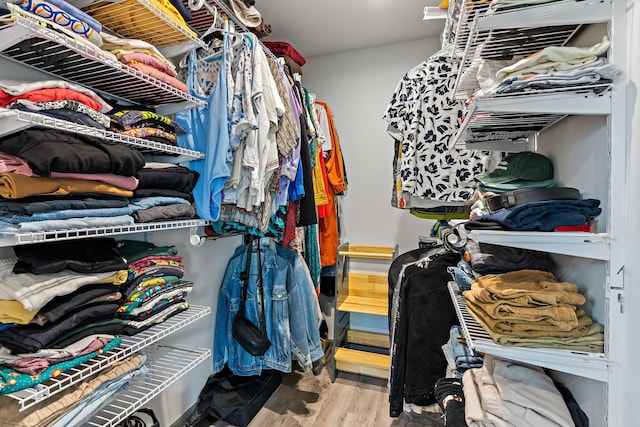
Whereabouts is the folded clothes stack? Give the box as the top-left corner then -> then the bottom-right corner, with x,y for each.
468,36 -> 622,99
263,41 -> 306,75
468,151 -> 601,231
0,79 -> 112,129
462,269 -> 604,352
108,109 -> 187,155
100,32 -> 187,93
463,355 -> 577,426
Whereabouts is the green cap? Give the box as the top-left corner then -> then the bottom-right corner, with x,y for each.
476,151 -> 553,184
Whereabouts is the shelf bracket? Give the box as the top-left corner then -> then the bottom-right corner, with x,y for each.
189,226 -> 206,247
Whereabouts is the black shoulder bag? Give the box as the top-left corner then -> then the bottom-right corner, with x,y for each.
232,240 -> 271,356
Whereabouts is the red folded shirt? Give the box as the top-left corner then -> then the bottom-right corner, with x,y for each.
554,223 -> 592,232
0,88 -> 104,111
262,41 -> 306,66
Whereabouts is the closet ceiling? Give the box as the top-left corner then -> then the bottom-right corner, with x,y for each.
253,0 -> 445,58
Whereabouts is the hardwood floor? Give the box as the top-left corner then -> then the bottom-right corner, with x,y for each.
211,366 -> 445,427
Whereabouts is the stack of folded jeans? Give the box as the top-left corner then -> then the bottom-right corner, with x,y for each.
446,326 -> 484,377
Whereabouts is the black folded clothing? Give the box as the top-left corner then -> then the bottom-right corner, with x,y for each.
0,128 -> 145,176
13,237 -> 127,275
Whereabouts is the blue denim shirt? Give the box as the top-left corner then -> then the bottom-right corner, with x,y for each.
213,239 -> 323,375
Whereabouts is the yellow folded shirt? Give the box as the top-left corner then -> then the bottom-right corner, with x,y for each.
0,300 -> 38,324
0,173 -> 133,199
95,270 -> 128,285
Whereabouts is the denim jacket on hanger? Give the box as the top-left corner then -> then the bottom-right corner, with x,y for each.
274,243 -> 324,370
213,238 -> 323,375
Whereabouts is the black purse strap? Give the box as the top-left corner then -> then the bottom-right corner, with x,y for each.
237,238 -> 266,334
255,242 -> 266,335
237,239 -> 253,317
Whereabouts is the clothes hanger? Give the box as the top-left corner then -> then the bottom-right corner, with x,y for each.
179,6 -> 223,68
202,33 -> 243,63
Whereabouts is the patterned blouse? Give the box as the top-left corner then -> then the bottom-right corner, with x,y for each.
384,56 -> 493,206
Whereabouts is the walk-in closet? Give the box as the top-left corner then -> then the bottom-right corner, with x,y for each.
0,0 -> 637,426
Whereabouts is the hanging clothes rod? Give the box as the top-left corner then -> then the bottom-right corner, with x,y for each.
204,0 -> 279,61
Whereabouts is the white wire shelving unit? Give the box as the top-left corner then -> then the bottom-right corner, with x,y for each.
0,108 -> 205,159
452,0 -> 612,100
441,0 -> 624,424
80,0 -> 208,57
83,344 -> 210,427
447,282 -> 609,382
0,219 -> 211,247
4,305 -> 210,412
0,8 -> 206,112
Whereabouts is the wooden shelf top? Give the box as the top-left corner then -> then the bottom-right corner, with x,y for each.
334,348 -> 389,367
338,245 -> 396,260
337,295 -> 387,316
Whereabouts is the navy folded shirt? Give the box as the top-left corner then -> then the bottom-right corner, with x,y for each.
467,198 -> 601,231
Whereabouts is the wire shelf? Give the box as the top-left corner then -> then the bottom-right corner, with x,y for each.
81,0 -> 207,50
451,1 -> 491,57
83,345 -> 210,427
453,88 -> 612,147
0,11 -> 205,109
453,0 -> 612,99
466,230 -> 610,260
0,108 -> 205,159
181,0 -> 226,35
0,220 -> 211,248
455,25 -> 581,99
447,282 -> 609,382
479,0 -> 612,29
4,305 -> 211,412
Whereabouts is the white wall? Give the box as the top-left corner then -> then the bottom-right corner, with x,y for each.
303,37 -> 443,255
